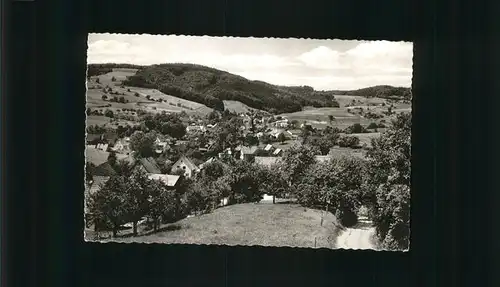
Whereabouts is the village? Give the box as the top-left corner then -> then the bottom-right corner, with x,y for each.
85,94 -> 407,246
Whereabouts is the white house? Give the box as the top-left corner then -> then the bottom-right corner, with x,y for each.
272,148 -> 283,156
147,174 -> 181,188
172,155 -> 199,178
264,144 -> 275,153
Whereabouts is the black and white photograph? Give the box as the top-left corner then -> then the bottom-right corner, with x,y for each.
84,33 -> 412,251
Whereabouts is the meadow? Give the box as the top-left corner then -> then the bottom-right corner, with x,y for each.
97,203 -> 343,249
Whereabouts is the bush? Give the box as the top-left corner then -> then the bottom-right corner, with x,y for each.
338,135 -> 360,148
134,92 -> 140,97
345,123 -> 366,134
102,95 -> 108,101
111,76 -> 116,82
104,110 -> 114,118
367,122 -> 379,129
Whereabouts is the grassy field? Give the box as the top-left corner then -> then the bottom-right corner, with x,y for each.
280,98 -> 411,130
333,95 -> 388,108
90,203 -> 343,248
223,100 -> 262,114
281,107 -> 369,130
86,115 -> 111,126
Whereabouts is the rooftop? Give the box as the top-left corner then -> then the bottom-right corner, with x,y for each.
147,174 -> 180,187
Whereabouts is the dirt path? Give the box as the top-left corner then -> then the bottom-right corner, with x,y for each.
336,216 -> 377,250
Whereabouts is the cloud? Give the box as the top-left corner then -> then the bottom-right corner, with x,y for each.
296,46 -> 345,70
87,34 -> 413,90
87,39 -> 155,65
295,41 -> 412,73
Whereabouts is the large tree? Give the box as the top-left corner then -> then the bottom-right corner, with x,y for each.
147,179 -> 174,232
364,112 -> 411,250
296,156 -> 366,227
125,170 -> 153,236
257,163 -> 288,204
87,176 -> 130,238
129,130 -> 157,158
280,143 -> 318,187
143,112 -> 187,139
212,116 -> 244,151
220,160 -> 263,204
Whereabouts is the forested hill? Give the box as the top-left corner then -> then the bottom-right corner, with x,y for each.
87,63 -> 411,113
331,85 -> 412,100
119,63 -> 342,114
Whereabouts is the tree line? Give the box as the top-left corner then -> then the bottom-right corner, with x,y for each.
332,85 -> 412,100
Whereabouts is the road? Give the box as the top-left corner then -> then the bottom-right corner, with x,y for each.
336,216 -> 377,250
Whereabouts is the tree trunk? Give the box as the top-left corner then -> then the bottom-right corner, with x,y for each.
112,227 -> 118,238
273,195 -> 276,204
133,221 -> 138,236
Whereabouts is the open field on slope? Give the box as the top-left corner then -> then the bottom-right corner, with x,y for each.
333,95 -> 388,108
90,203 -> 343,249
86,69 -> 213,116
280,107 -> 369,130
223,100 -> 265,114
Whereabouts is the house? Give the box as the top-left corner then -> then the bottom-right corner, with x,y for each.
272,148 -> 283,156
132,157 -> 163,174
147,174 -> 181,189
111,139 -> 131,154
86,133 -> 104,145
286,130 -> 296,138
287,129 -> 302,139
254,156 -> 280,168
236,145 -> 260,161
186,125 -> 206,133
272,130 -> 288,140
172,155 -> 199,178
300,123 -> 313,129
198,156 -> 217,170
86,147 -> 116,176
207,123 -> 218,129
264,144 -> 275,153
87,176 -> 111,195
103,131 -> 119,145
274,119 -> 289,128
93,143 -> 108,152
314,155 -> 331,163
85,175 -> 111,214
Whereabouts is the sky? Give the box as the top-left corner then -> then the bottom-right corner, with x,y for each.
87,33 -> 413,91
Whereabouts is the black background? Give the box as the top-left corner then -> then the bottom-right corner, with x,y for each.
4,0 -> 499,286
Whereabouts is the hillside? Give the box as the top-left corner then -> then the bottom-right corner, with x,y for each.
120,63 -> 341,114
87,63 -> 411,114
98,203 -> 343,248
